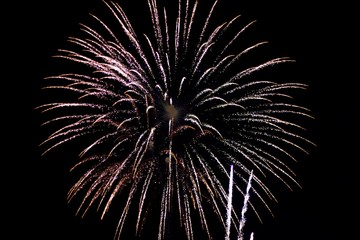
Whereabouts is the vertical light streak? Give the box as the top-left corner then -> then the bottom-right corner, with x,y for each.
225,164 -> 234,240
238,171 -> 254,240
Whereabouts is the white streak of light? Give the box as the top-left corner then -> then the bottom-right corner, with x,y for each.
238,170 -> 254,240
225,164 -> 234,240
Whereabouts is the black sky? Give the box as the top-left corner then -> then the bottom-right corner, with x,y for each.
7,0 -> 357,239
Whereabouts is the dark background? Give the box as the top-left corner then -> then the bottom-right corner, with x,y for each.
7,0 -> 357,239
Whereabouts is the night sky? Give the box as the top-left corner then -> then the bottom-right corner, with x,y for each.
7,0 -> 357,239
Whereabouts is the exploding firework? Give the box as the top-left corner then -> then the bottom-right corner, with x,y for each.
37,0 -> 314,239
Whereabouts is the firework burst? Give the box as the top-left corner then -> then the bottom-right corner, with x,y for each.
37,0 -> 314,239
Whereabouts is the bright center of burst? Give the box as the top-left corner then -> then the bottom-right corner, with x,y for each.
165,104 -> 178,120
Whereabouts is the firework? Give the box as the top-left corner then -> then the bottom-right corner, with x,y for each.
37,0 -> 314,239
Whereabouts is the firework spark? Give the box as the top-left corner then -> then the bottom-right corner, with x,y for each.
38,0 -> 314,239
